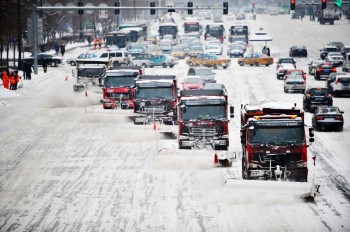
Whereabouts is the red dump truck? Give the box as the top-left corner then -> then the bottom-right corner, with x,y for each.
177,88 -> 234,150
240,101 -> 314,181
102,66 -> 143,109
133,75 -> 177,124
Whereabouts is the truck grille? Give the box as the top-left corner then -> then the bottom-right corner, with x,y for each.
253,153 -> 302,167
189,127 -> 218,136
141,105 -> 166,114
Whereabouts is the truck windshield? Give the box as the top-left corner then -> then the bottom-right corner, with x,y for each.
105,76 -> 135,87
250,126 -> 304,144
181,105 -> 226,120
136,87 -> 173,100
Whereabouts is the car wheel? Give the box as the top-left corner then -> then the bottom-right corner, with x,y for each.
162,63 -> 167,68
266,64 -> 269,67
249,64 -> 253,66
70,61 -> 76,66
213,64 -> 218,69
50,61 -> 56,67
337,126 -> 343,132
239,61 -> 244,66
169,65 -> 174,68
188,61 -> 194,66
142,63 -> 147,68
254,62 -> 259,66
284,87 -> 287,93
223,66 -> 227,69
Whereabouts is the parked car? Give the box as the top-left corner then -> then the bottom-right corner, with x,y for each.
276,63 -> 296,80
308,59 -> 323,75
314,62 -> 337,80
284,73 -> 306,93
312,106 -> 344,131
24,53 -> 63,67
187,67 -> 216,83
289,45 -> 307,57
66,53 -> 98,66
325,72 -> 346,90
329,75 -> 350,96
303,87 -> 333,112
227,44 -> 244,57
238,53 -> 274,66
325,52 -> 344,67
320,46 -> 338,60
182,76 -> 205,90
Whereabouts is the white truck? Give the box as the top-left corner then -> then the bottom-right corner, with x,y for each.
319,9 -> 335,25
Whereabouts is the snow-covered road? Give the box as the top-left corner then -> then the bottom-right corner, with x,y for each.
0,13 -> 350,231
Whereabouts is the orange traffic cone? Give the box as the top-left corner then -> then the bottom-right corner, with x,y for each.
214,153 -> 218,164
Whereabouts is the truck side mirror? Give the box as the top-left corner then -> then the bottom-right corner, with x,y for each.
309,127 -> 314,137
230,105 -> 234,118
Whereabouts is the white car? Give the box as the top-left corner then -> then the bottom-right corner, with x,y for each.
276,63 -> 296,80
284,73 -> 306,93
205,45 -> 222,55
330,75 -> 350,96
325,52 -> 344,67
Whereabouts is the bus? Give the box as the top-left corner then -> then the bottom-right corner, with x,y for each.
183,20 -> 202,35
204,23 -> 225,43
158,22 -> 178,40
229,25 -> 249,43
119,27 -> 144,43
118,21 -> 149,38
105,30 -> 131,48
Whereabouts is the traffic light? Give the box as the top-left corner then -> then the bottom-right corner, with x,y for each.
78,1 -> 84,15
223,2 -> 228,15
188,2 -> 193,15
290,0 -> 295,10
115,2 -> 120,15
322,0 -> 327,9
150,2 -> 155,15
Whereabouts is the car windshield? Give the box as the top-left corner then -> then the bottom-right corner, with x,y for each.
280,59 -> 294,64
250,126 -> 304,145
287,74 -> 303,80
195,68 -> 213,75
181,105 -> 226,120
309,88 -> 328,95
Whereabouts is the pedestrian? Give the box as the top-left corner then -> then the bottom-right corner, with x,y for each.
262,46 -> 266,54
14,70 -> 21,90
266,47 -> 271,57
54,43 -> 60,56
25,62 -> 33,80
1,70 -> 9,89
21,61 -> 27,80
42,57 -> 48,73
87,36 -> 92,46
93,37 -> 98,50
60,43 -> 66,57
98,37 -> 102,49
9,72 -> 16,90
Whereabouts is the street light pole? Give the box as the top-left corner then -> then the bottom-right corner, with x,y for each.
18,0 -> 21,69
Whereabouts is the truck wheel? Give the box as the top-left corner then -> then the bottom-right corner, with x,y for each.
242,158 -> 249,180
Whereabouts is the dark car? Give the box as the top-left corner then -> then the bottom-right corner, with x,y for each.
326,72 -> 346,90
289,45 -> 307,57
303,87 -> 333,112
24,53 -> 63,67
314,62 -> 336,80
320,46 -> 338,60
312,106 -> 344,131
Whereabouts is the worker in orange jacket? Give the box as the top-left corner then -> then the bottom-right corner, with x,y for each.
9,72 -> 16,90
1,70 -> 9,89
93,37 -> 98,50
14,70 -> 21,90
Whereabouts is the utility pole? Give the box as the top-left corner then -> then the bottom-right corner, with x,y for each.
18,0 -> 22,69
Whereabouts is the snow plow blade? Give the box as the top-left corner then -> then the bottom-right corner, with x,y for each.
224,179 -> 320,200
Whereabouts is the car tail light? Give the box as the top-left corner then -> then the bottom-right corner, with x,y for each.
335,115 -> 343,121
317,68 -> 321,72
306,94 -> 311,98
328,94 -> 332,97
332,68 -> 337,72
316,115 -> 323,120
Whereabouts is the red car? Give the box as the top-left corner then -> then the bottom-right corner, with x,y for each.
284,69 -> 307,80
182,76 -> 204,90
